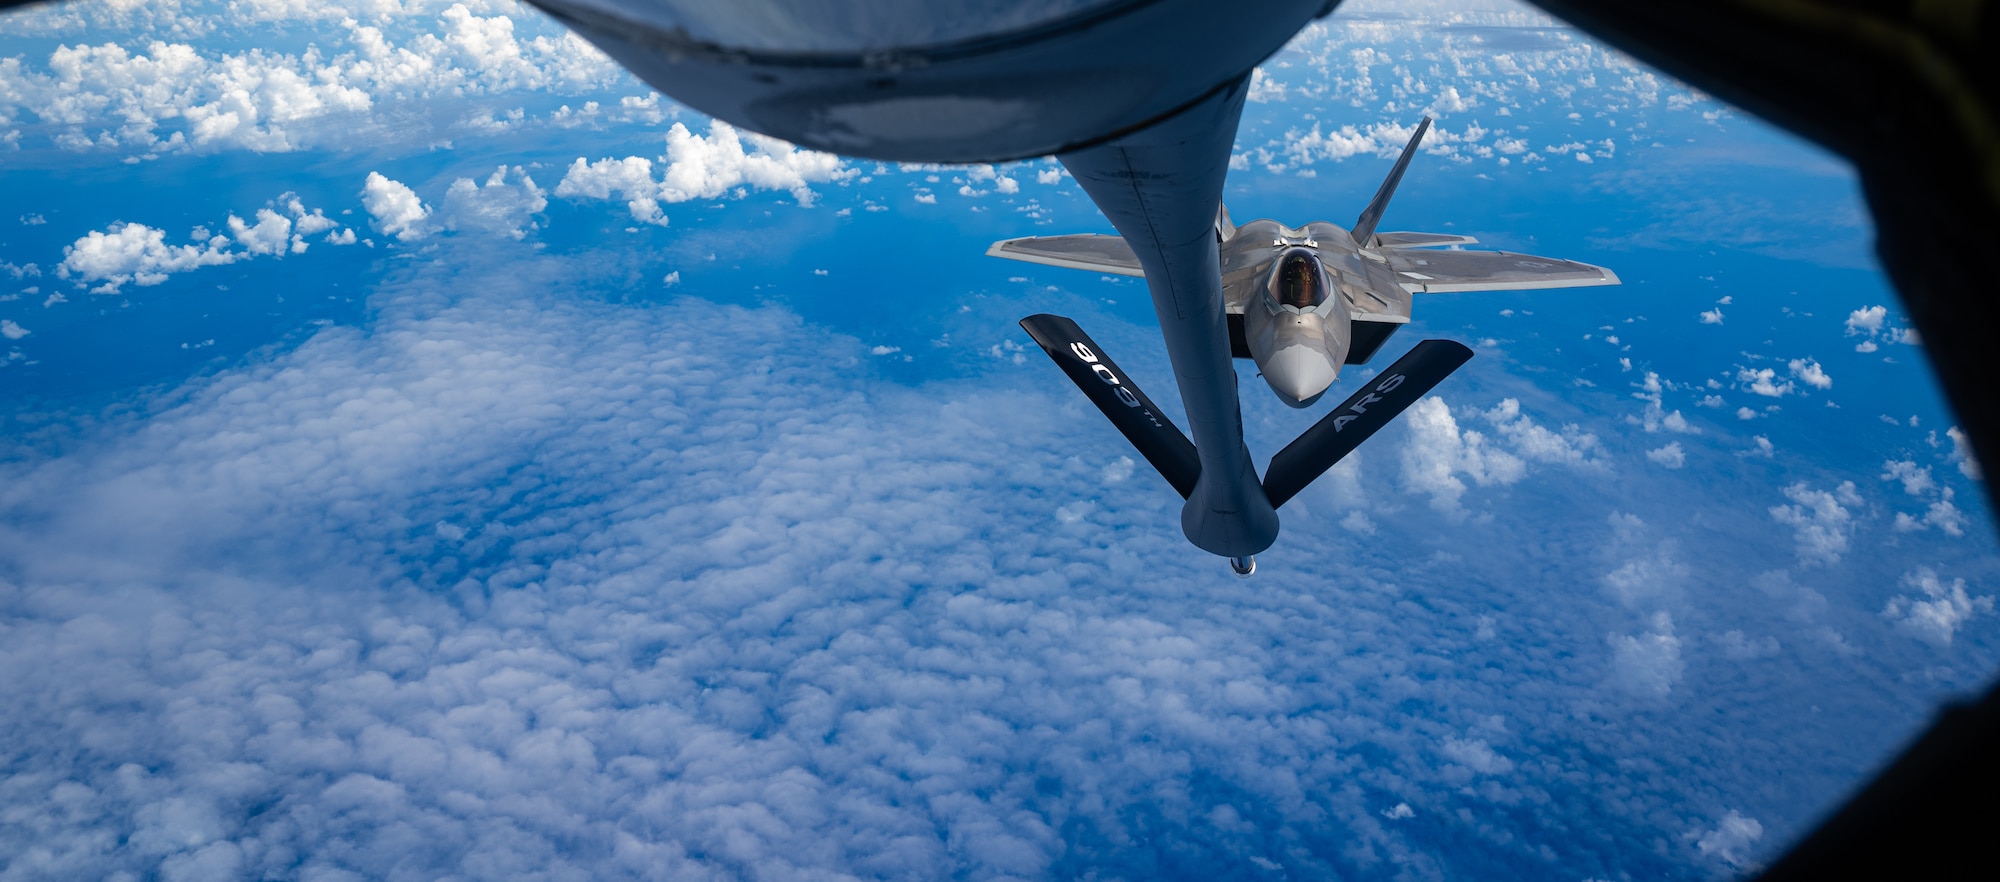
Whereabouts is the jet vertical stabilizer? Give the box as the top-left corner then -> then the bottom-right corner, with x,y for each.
1350,117 -> 1433,247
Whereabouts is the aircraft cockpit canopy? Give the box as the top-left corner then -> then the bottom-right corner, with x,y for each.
1272,248 -> 1331,310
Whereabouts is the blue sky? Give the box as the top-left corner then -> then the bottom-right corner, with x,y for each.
1,2 -> 1994,880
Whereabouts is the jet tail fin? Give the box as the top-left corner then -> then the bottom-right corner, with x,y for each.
1350,117 -> 1432,247
1020,314 -> 1201,498
1263,339 -> 1472,508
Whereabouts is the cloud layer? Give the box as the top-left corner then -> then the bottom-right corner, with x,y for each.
10,246 -> 1969,880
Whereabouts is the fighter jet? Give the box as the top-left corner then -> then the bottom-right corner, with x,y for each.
989,119 -> 1616,410
976,117 -> 1616,572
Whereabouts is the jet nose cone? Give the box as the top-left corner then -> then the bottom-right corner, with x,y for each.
1262,344 -> 1339,408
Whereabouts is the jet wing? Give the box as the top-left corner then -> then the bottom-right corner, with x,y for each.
987,235 -> 1145,277
1375,231 -> 1479,249
1386,249 -> 1619,292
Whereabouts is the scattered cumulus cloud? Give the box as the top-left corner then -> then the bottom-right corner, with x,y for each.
1843,304 -> 1915,352
361,171 -> 433,242
1880,458 -> 1971,536
1440,737 -> 1514,775
1693,811 -> 1764,869
0,4 -> 624,157
1400,397 -> 1525,514
1737,367 -> 1793,398
440,166 -> 547,239
1767,481 -> 1861,566
1398,397 -> 1620,514
556,121 -> 850,224
1943,426 -> 1982,479
1645,442 -> 1685,469
1479,398 -> 1607,468
58,222 -> 238,292
1608,612 -> 1683,698
1881,568 -> 1993,647
1880,460 -> 1935,496
1843,305 -> 1886,336
0,243 -> 1840,881
1631,372 -> 1697,433
364,168 -> 544,242
1788,358 -> 1831,390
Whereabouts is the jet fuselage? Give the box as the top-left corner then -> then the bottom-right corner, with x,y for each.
1220,217 -> 1414,408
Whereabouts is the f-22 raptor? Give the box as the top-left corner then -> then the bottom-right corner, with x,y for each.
988,119 -> 1618,573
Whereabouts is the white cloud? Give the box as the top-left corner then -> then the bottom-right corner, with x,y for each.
227,208 -> 293,256
0,6 -> 622,157
1440,737 -> 1514,775
440,165 -> 547,239
286,195 -> 338,236
1247,67 -> 1288,103
1892,488 -> 1968,537
555,155 -> 664,225
73,192 -> 355,279
1788,358 -> 1831,390
1694,811 -> 1764,868
1630,372 -> 1698,433
1478,398 -> 1607,467
1645,442 -> 1685,469
1843,305 -> 1885,336
1880,460 -> 1934,496
1035,167 -> 1063,185
1882,568 -> 1993,647
1698,308 -> 1722,324
1400,397 -> 1525,514
1945,426 -> 1982,479
1609,612 -> 1683,698
1714,630 -> 1780,660
1737,367 -> 1793,398
361,171 -> 433,242
1,319 -> 28,339
359,166 -> 552,243
1100,455 -> 1134,483
1841,304 -> 1915,352
1767,481 -> 1861,566
659,120 -> 849,205
556,121 -> 850,222
5,245 -> 1767,880
58,222 -> 239,292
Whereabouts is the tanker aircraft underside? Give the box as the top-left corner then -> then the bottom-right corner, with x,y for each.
989,119 -> 1619,573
